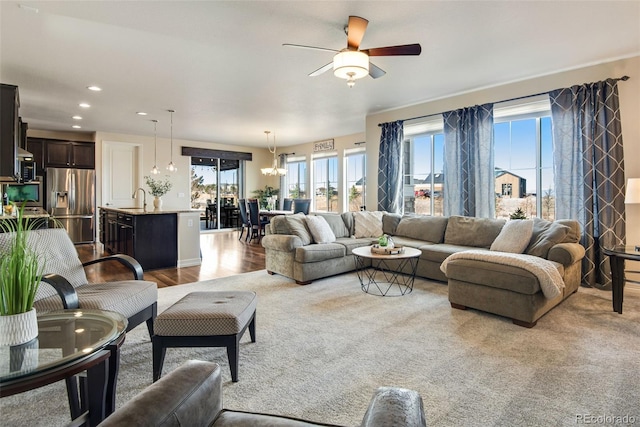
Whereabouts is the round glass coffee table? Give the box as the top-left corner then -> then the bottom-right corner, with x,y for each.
352,246 -> 421,296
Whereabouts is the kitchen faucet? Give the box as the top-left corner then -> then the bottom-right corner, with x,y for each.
132,188 -> 147,211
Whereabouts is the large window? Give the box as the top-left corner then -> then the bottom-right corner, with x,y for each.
345,149 -> 366,211
494,101 -> 554,220
403,126 -> 445,216
190,158 -> 242,230
285,157 -> 307,199
313,155 -> 338,212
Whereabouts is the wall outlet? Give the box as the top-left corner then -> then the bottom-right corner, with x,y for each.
187,219 -> 193,227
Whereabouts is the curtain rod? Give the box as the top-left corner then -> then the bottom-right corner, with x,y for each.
378,75 -> 630,126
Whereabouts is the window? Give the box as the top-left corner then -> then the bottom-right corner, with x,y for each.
403,122 -> 445,216
313,155 -> 338,212
494,97 -> 554,220
345,149 -> 366,211
285,157 -> 307,199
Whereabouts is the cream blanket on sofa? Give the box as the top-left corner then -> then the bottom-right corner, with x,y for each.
440,250 -> 565,299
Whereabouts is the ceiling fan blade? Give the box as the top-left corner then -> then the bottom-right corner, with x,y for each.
309,62 -> 333,77
347,16 -> 368,50
363,43 -> 422,56
283,43 -> 339,53
369,62 -> 386,79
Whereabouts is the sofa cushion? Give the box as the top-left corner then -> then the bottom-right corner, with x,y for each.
353,211 -> 384,238
390,236 -> 436,249
313,212 -> 350,238
284,213 -> 313,245
305,215 -> 336,244
490,219 -> 534,253
269,215 -> 291,235
395,215 -> 449,243
336,237 -> 375,255
294,243 -> 346,263
444,216 -> 506,248
419,244 -> 488,263
526,218 -> 571,258
382,213 -> 402,235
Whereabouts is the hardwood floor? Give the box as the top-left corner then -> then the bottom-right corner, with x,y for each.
77,230 -> 266,288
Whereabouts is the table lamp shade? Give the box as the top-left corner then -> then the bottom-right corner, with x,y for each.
625,178 -> 640,204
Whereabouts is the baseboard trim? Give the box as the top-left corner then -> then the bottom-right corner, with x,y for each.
177,258 -> 202,268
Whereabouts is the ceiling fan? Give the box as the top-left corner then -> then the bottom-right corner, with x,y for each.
284,16 -> 421,87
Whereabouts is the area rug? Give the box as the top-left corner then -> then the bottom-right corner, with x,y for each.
2,271 -> 639,426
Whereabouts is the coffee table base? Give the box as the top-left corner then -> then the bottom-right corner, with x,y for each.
355,255 -> 419,296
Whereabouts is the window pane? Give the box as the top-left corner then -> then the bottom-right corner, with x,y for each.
346,153 -> 365,212
403,133 -> 444,216
286,161 -> 307,198
313,157 -> 338,212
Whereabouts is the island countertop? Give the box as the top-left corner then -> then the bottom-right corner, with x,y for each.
0,207 -> 50,219
99,206 -> 195,215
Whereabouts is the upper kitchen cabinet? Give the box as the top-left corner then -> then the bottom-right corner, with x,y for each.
0,84 -> 19,177
45,140 -> 95,169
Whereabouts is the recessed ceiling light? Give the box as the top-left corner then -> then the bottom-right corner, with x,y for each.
136,112 -> 148,116
72,115 -> 82,120
79,103 -> 90,108
72,125 -> 82,129
87,85 -> 102,91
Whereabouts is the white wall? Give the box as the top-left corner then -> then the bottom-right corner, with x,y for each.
365,56 -> 640,243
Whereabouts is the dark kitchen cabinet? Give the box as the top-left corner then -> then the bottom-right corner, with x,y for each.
0,84 -> 19,177
100,208 -> 177,270
25,138 -> 44,176
45,140 -> 95,169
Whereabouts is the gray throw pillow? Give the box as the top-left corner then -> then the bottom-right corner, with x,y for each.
490,219 -> 534,253
313,213 -> 349,238
526,218 -> 571,258
305,215 -> 336,244
284,213 -> 313,245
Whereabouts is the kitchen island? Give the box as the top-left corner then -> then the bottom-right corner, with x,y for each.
0,207 -> 50,230
99,207 -> 199,271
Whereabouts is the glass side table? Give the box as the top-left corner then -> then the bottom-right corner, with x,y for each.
602,246 -> 640,314
1,309 -> 127,426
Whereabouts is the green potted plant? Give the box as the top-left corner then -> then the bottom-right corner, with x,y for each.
0,203 -> 44,346
145,175 -> 173,210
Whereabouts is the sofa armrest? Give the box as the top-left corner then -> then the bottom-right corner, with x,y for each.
360,387 -> 426,427
547,242 -> 586,266
261,234 -> 304,251
99,360 -> 223,427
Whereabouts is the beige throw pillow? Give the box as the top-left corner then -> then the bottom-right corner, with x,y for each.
284,213 -> 313,245
352,211 -> 384,238
305,215 -> 336,244
490,219 -> 534,253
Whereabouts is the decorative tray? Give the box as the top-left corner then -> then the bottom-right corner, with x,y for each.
371,245 -> 405,255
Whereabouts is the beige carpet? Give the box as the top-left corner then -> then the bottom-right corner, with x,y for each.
2,271 -> 639,426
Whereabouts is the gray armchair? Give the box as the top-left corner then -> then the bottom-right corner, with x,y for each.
99,360 -> 427,427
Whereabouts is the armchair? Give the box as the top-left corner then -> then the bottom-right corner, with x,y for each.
99,360 -> 427,427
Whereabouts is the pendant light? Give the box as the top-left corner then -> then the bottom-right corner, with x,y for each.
260,130 -> 287,176
150,119 -> 160,174
166,109 -> 177,172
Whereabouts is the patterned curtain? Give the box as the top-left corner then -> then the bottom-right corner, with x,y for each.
377,121 -> 404,213
442,103 -> 494,217
549,79 -> 625,289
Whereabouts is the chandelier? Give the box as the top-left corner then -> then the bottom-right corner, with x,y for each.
166,109 -> 177,172
260,131 -> 287,176
150,119 -> 160,174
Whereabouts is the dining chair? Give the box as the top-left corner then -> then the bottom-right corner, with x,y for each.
237,199 -> 251,241
282,198 -> 293,211
293,198 -> 311,215
247,199 -> 269,243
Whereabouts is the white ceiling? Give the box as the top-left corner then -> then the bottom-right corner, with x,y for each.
1,1 -> 639,148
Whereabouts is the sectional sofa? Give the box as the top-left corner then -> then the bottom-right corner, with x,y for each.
262,212 -> 585,327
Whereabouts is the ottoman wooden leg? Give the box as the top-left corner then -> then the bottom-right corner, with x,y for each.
226,336 -> 240,382
152,337 -> 167,382
249,312 -> 256,343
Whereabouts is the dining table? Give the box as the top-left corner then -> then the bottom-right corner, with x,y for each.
258,209 -> 293,219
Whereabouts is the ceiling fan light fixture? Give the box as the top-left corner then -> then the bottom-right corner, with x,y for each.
333,51 -> 369,80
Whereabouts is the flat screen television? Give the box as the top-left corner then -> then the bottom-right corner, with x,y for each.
3,182 -> 43,207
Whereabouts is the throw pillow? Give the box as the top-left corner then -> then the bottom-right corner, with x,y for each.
490,219 -> 534,253
352,211 -> 384,238
284,213 -> 313,245
305,215 -> 336,244
525,218 -> 571,258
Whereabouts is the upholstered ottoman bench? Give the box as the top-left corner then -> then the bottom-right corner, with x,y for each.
152,291 -> 257,382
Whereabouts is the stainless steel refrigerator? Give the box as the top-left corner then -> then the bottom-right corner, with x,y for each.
46,167 -> 95,243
